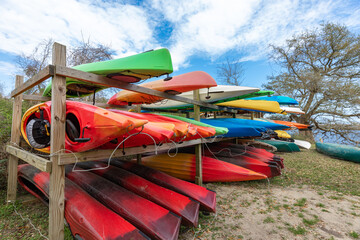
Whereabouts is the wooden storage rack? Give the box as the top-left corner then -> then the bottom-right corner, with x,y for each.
6,42 -> 234,239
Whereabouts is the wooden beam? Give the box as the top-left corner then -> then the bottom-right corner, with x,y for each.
22,94 -> 128,109
55,65 -> 222,110
7,75 -> 24,202
58,138 -> 206,165
23,94 -> 51,102
6,145 -> 51,172
193,89 -> 203,186
49,43 -> 66,240
11,66 -> 54,97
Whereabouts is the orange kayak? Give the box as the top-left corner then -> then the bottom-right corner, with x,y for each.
272,120 -> 310,130
107,71 -> 217,105
21,101 -> 148,153
137,153 -> 267,182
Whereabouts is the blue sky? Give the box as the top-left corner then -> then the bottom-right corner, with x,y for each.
1,0 -> 360,95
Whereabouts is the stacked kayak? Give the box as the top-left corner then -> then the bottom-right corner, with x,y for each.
108,71 -> 217,105
76,161 -> 200,227
216,99 -> 285,114
199,118 -> 288,138
213,142 -> 285,169
316,142 -> 360,163
21,101 -> 148,153
257,139 -> 300,152
109,160 -> 216,212
43,48 -> 173,97
245,95 -> 299,105
213,90 -> 275,104
143,85 -> 260,110
66,167 -> 182,240
17,164 -> 148,240
271,119 -> 312,130
135,153 -> 268,182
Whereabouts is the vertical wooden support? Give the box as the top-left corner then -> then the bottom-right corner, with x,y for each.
193,90 -> 202,186
6,75 -> 24,203
49,43 -> 66,240
135,105 -> 142,164
251,112 -> 254,120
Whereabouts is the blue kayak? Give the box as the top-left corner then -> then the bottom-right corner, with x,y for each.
200,119 -> 266,138
245,96 -> 299,105
219,118 -> 289,130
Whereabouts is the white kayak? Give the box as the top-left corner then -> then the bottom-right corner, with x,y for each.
280,106 -> 305,114
142,85 -> 260,109
294,139 -> 311,149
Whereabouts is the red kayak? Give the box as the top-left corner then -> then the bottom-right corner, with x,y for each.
21,101 -> 148,153
135,153 -> 267,182
66,166 -> 181,240
107,71 -> 218,105
110,160 -> 216,213
202,148 -> 281,178
213,143 -> 284,168
17,164 -> 148,240
100,110 -> 176,149
77,161 -> 199,227
140,113 -> 216,140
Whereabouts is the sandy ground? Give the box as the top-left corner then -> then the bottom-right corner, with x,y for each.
179,184 -> 360,240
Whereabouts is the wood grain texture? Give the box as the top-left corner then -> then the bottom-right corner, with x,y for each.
49,43 -> 66,240
58,138 -> 214,165
7,75 -> 23,202
55,65 -> 225,110
10,66 -> 53,97
6,145 -> 51,172
22,94 -> 128,109
193,89 -> 203,186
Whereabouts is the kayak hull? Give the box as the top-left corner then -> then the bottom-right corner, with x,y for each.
17,164 -> 148,240
136,153 -> 267,182
316,142 -> 360,163
77,161 -> 200,227
43,48 -> 173,97
110,160 -> 216,212
108,71 -> 217,105
21,101 -> 147,153
66,167 -> 181,240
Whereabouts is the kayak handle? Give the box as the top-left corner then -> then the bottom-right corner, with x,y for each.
73,137 -> 91,143
73,126 -> 90,143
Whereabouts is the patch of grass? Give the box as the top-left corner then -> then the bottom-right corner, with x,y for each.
294,198 -> 307,207
316,203 -> 326,208
349,231 -> 359,239
287,225 -> 307,235
259,149 -> 360,196
302,215 -> 319,226
298,213 -> 304,218
263,216 -> 275,223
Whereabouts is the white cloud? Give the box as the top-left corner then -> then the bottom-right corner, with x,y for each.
150,0 -> 360,70
0,0 -> 158,58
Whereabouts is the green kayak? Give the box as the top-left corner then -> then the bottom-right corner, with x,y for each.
316,142 -> 360,163
257,139 -> 300,152
43,48 -> 173,98
157,113 -> 229,136
214,90 -> 275,104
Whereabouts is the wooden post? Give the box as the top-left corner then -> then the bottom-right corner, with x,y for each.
193,89 -> 202,186
6,75 -> 24,203
251,112 -> 254,120
135,105 -> 142,164
49,43 -> 66,240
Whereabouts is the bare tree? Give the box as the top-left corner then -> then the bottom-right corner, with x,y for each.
16,38 -> 113,96
15,39 -> 54,94
217,56 -> 245,86
68,37 -> 113,66
264,23 -> 360,143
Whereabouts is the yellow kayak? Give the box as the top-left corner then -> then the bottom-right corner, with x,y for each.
216,99 -> 285,114
274,130 -> 291,139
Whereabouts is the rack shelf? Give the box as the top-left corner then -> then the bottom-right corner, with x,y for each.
5,42 -> 229,240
